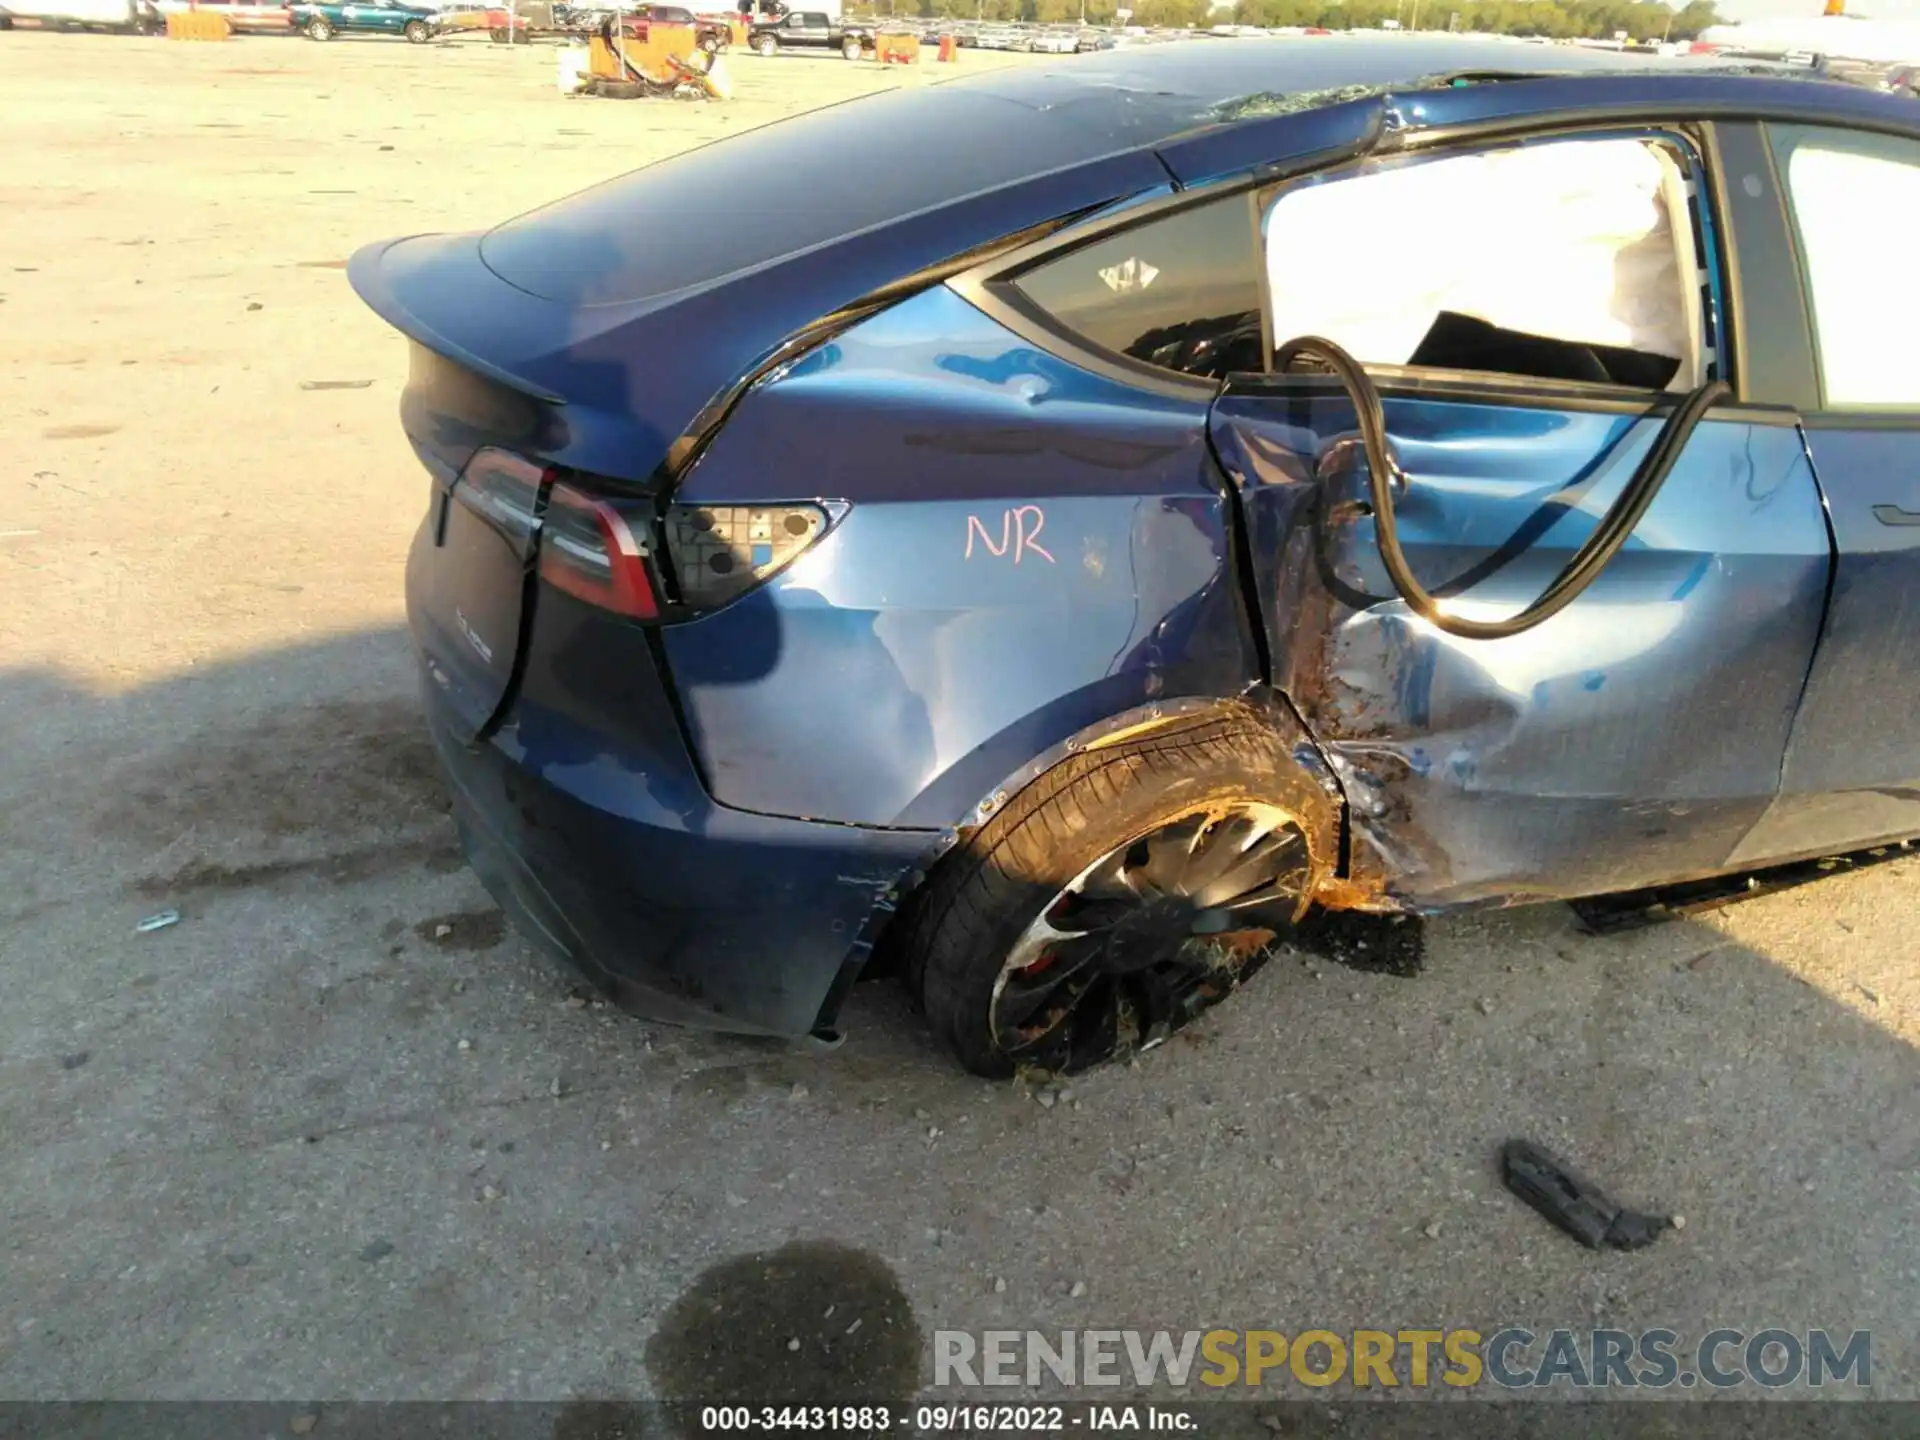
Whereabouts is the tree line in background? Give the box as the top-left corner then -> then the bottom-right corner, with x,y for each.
885,0 -> 1723,41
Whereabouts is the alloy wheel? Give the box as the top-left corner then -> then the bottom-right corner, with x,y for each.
990,802 -> 1309,1073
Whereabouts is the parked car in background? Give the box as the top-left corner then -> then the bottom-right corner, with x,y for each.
290,0 -> 443,39
347,37 -> 1920,1078
480,1 -> 594,41
152,0 -> 291,29
1025,24 -> 1077,52
431,0 -> 492,32
614,2 -> 729,50
747,8 -> 867,57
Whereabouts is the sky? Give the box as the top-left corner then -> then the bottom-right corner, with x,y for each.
1716,0 -> 1920,21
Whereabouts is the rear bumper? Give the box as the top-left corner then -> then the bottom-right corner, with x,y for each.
424,683 -> 933,1039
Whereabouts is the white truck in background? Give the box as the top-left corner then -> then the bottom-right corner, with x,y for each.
0,0 -> 160,30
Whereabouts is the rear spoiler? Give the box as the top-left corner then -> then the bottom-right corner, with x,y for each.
347,234 -> 565,405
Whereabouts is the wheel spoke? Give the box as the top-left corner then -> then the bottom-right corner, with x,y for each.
1191,830 -> 1305,909
1221,877 -> 1306,912
1048,895 -> 1134,934
997,970 -> 1119,1072
1000,1007 -> 1076,1072
1003,894 -> 1126,976
1128,958 -> 1232,1048
1002,909 -> 1079,973
995,938 -> 1103,1031
1079,850 -> 1147,901
1177,816 -> 1260,896
1140,824 -> 1203,893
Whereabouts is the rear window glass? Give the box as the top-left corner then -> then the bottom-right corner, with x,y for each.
1010,195 -> 1263,380
478,87 -> 1110,307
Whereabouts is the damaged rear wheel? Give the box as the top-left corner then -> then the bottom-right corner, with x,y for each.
903,714 -> 1318,1078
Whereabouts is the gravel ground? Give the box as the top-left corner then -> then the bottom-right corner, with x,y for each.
1,28 -> 1915,1409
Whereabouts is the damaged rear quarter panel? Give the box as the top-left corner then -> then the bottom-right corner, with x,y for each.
659,285 -> 1264,830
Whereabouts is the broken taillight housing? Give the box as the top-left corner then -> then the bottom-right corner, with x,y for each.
538,481 -> 660,621
529,477 -> 832,622
662,503 -> 829,612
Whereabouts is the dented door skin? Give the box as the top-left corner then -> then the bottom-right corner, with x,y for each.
1210,129 -> 1834,908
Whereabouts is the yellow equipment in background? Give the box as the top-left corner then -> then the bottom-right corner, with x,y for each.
166,8 -> 231,38
873,29 -> 918,62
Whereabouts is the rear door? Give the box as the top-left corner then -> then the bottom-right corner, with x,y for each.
1723,120 -> 1920,864
1207,126 -> 1833,906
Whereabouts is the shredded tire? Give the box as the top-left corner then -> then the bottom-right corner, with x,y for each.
898,708 -> 1322,1078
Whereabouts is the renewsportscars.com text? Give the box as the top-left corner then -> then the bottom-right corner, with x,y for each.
933,1328 -> 1872,1391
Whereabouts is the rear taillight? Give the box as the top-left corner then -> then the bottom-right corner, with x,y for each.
538,481 -> 660,621
662,503 -> 829,611
502,455 -> 834,622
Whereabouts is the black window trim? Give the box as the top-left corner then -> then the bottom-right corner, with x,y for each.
1699,120 -> 1806,414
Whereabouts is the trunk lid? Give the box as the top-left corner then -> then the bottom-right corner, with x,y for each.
405,441 -> 545,745
389,336 -> 559,743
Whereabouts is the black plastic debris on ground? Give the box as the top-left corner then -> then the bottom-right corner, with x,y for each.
1500,1139 -> 1673,1251
1290,909 -> 1425,976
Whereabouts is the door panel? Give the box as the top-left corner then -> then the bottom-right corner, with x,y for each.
1729,123 -> 1920,864
1210,389 -> 1831,906
1735,426 -> 1920,863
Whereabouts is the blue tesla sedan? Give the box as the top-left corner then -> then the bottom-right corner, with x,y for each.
349,37 -> 1920,1075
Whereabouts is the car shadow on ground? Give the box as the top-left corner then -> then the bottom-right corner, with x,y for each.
0,626 -> 1914,1402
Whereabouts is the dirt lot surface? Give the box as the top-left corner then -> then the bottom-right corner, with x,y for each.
2,28 -> 1916,1411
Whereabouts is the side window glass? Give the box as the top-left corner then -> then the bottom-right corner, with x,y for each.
1263,136 -> 1707,392
1772,124 -> 1920,409
1009,194 -> 1262,381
